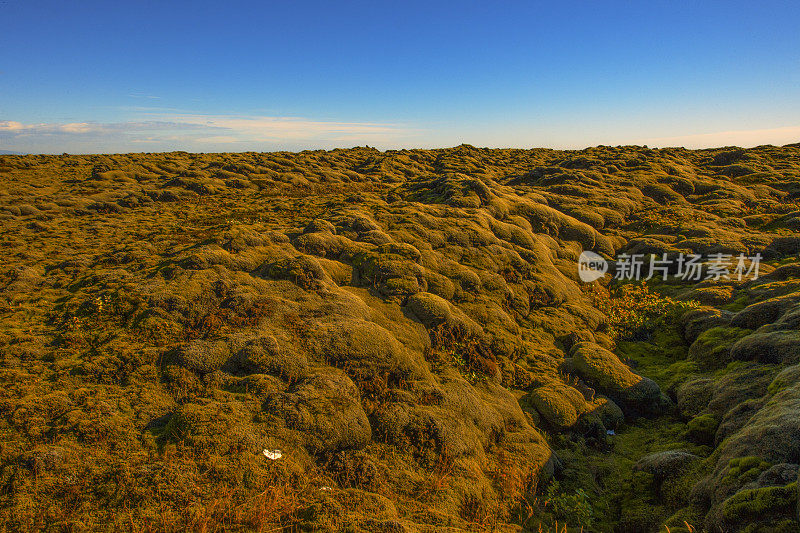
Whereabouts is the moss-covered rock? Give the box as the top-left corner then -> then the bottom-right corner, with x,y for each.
405,291 -> 481,336
527,381 -> 589,429
175,339 -> 232,374
258,254 -> 332,289
676,378 -> 715,417
264,368 -> 372,454
229,335 -> 309,382
721,482 -> 797,523
634,450 -> 700,484
312,319 -> 426,388
163,398 -> 259,454
687,326 -> 753,368
731,294 -> 800,329
729,330 -> 800,364
767,364 -> 800,396
753,463 -> 799,489
570,341 -> 667,416
686,413 -> 720,444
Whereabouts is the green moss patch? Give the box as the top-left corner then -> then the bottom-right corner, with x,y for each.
721,482 -> 797,522
687,326 -> 753,368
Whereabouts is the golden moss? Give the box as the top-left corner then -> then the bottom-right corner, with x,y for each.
1,144 -> 800,531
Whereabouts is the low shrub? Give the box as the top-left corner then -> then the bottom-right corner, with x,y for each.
589,282 -> 700,341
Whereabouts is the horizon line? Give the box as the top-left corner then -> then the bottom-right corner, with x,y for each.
3,141 -> 800,157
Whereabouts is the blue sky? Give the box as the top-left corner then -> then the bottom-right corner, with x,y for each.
2,0 -> 799,153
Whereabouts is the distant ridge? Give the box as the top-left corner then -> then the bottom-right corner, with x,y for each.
0,150 -> 23,155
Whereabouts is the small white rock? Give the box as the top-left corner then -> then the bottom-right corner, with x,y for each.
606,430 -> 616,436
263,449 -> 282,460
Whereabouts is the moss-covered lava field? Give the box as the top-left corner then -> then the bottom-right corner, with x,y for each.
1,144 -> 799,532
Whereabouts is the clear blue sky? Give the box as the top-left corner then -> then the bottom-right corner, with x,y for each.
2,0 -> 799,153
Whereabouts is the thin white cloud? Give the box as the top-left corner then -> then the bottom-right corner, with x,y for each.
192,135 -> 241,144
0,115 -> 417,152
147,113 -> 407,142
639,125 -> 800,148
1,119 -> 217,135
0,121 -> 25,131
128,93 -> 161,99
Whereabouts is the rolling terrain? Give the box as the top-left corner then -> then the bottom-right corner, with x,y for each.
0,144 -> 799,532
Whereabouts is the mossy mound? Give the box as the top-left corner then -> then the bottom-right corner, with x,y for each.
570,341 -> 668,416
228,335 -> 309,382
687,326 -> 753,368
264,368 -> 372,454
686,413 -> 720,444
721,482 -> 797,529
527,381 -> 590,429
174,339 -> 232,374
729,330 -> 800,364
633,450 -> 700,483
